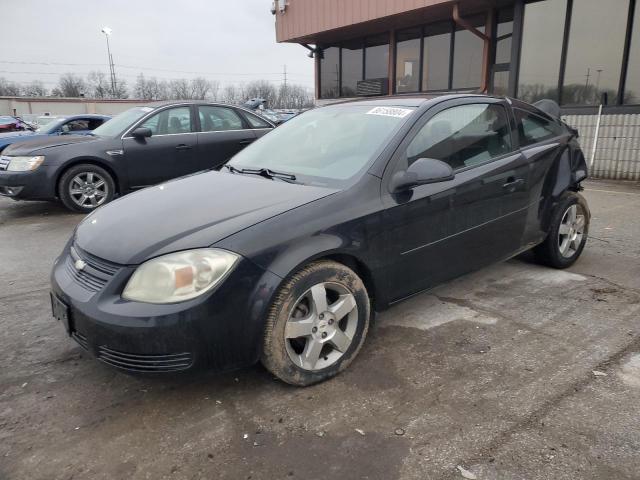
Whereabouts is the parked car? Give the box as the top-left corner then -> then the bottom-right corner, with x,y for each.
0,114 -> 111,153
0,116 -> 30,133
0,101 -> 274,212
50,94 -> 589,385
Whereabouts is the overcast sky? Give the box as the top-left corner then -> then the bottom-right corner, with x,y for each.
2,0 -> 314,90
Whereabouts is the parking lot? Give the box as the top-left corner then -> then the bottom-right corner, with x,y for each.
0,179 -> 639,480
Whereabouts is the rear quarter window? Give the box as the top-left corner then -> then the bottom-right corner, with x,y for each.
515,108 -> 566,147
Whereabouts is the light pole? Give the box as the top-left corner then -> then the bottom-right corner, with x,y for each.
101,26 -> 117,97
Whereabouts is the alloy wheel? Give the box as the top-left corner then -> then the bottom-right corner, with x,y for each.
69,172 -> 108,209
558,204 -> 586,258
284,282 -> 358,371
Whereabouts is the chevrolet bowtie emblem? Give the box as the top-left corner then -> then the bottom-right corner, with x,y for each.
75,259 -> 87,271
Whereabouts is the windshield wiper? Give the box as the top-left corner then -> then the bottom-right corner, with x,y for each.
223,164 -> 297,182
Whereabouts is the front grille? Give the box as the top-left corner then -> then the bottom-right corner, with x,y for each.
72,332 -> 89,351
0,156 -> 10,171
97,346 -> 193,372
65,244 -> 120,293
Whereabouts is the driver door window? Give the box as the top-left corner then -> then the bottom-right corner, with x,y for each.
404,103 -> 512,171
140,107 -> 192,135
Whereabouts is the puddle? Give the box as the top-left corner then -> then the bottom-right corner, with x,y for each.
618,354 -> 640,388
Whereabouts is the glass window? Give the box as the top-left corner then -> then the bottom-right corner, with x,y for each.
515,109 -> 565,147
63,119 -> 89,132
495,8 -> 513,65
198,106 -> 243,132
517,0 -> 567,103
244,111 -> 272,128
492,71 -> 510,96
228,104 -> 415,187
93,106 -> 153,137
320,47 -> 340,99
452,18 -> 485,89
141,107 -> 192,135
562,0 -> 629,105
341,39 -> 363,97
396,28 -> 421,93
624,2 -> 640,104
422,23 -> 451,91
365,34 -> 389,81
404,103 -> 511,171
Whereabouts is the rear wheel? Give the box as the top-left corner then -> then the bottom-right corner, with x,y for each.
534,192 -> 589,268
58,164 -> 115,213
261,260 -> 370,386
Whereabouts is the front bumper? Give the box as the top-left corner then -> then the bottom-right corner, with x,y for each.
50,243 -> 282,374
0,167 -> 56,200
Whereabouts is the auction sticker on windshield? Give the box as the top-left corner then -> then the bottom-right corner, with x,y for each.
366,106 -> 413,118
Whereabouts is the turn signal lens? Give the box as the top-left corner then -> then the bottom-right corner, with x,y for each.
122,249 -> 239,304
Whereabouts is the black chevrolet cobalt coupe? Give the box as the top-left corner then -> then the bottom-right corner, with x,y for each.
51,94 -> 590,385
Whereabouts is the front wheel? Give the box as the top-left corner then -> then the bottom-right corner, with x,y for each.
534,192 -> 589,268
58,164 -> 115,213
261,261 -> 371,386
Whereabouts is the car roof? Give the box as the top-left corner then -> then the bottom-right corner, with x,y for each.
325,93 -> 504,108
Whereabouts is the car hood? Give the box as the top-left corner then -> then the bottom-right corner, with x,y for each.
0,130 -> 36,141
75,170 -> 338,265
2,134 -> 101,155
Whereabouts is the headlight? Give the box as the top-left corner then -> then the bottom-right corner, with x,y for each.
6,155 -> 45,172
122,249 -> 239,304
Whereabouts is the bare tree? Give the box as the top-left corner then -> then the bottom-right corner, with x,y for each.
243,80 -> 277,107
134,74 -> 169,100
220,84 -> 240,104
0,77 -> 22,96
56,73 -> 87,97
277,83 -> 313,109
87,71 -> 111,98
112,77 -> 129,99
168,78 -> 191,100
190,77 -> 212,100
23,80 -> 47,97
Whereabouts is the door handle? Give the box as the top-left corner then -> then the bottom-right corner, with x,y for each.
238,139 -> 255,145
175,144 -> 192,151
502,177 -> 524,189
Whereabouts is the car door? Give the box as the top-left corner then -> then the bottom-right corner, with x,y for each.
381,99 -> 530,301
195,105 -> 257,170
122,105 -> 199,188
513,107 -> 572,246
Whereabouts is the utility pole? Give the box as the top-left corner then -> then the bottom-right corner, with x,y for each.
283,64 -> 287,89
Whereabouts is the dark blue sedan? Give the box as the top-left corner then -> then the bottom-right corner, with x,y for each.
0,114 -> 110,153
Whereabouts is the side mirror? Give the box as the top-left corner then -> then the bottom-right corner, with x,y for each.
131,127 -> 152,138
60,125 -> 71,135
390,158 -> 454,192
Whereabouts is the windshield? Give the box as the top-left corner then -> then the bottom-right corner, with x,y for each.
228,104 -> 415,187
92,106 -> 153,137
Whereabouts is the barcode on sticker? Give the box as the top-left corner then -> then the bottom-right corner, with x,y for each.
366,107 -> 413,118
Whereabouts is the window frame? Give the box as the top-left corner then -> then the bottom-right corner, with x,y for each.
196,105 -> 247,133
513,106 -> 567,149
383,98 -> 517,192
125,104 -> 197,138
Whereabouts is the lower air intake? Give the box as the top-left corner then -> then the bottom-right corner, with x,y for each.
97,346 -> 193,372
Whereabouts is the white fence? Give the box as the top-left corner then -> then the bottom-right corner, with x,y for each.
563,113 -> 640,181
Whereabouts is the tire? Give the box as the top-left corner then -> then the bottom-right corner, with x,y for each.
261,260 -> 371,386
534,192 -> 590,269
58,164 -> 115,213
